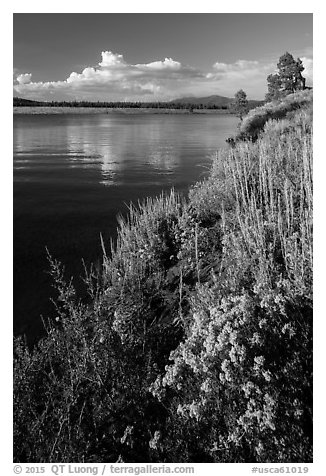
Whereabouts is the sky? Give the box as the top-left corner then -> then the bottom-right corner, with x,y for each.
13,13 -> 313,102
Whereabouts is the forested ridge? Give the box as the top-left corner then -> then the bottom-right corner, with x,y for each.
13,95 -> 263,111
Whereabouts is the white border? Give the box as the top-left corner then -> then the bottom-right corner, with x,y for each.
3,4 -> 323,474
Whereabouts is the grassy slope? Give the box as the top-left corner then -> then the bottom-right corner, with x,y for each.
14,91 -> 313,463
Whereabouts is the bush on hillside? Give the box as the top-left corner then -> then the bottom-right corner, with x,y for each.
228,89 -> 312,143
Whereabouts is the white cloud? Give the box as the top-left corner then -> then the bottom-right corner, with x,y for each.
302,57 -> 313,84
211,59 -> 260,73
16,73 -> 32,84
137,57 -> 181,71
13,50 -> 205,101
13,51 -> 313,102
99,51 -> 126,68
204,59 -> 275,98
209,59 -> 271,80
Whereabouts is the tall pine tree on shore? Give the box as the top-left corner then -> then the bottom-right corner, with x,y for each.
266,52 -> 306,101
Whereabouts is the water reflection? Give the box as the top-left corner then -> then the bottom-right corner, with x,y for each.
14,120 -> 68,155
14,113 -> 238,189
64,116 -> 182,186
65,121 -> 124,186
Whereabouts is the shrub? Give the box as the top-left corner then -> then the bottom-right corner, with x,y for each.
233,89 -> 312,142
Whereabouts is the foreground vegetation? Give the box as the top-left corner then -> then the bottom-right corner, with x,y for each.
14,91 -> 313,463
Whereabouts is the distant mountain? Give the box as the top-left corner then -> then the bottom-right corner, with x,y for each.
170,95 -> 232,107
170,95 -> 264,109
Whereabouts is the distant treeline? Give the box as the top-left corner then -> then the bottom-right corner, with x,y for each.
13,97 -> 230,110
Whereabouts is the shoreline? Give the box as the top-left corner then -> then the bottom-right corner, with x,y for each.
13,106 -> 233,115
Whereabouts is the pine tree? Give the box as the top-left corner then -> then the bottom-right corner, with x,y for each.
265,73 -> 283,102
266,52 -> 306,102
233,89 -> 249,120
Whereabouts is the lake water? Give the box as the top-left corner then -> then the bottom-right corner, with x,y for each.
13,112 -> 237,343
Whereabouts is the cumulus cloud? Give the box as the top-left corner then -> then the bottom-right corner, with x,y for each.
13,50 -> 207,101
99,51 -> 126,68
137,57 -> 182,71
16,73 -> 32,84
13,50 -> 313,102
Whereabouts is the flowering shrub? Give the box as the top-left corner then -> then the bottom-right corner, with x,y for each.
151,277 -> 312,462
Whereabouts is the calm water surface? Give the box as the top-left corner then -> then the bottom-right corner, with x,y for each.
14,112 -> 237,342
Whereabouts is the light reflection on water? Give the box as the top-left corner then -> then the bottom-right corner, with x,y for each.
64,116 -> 182,186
